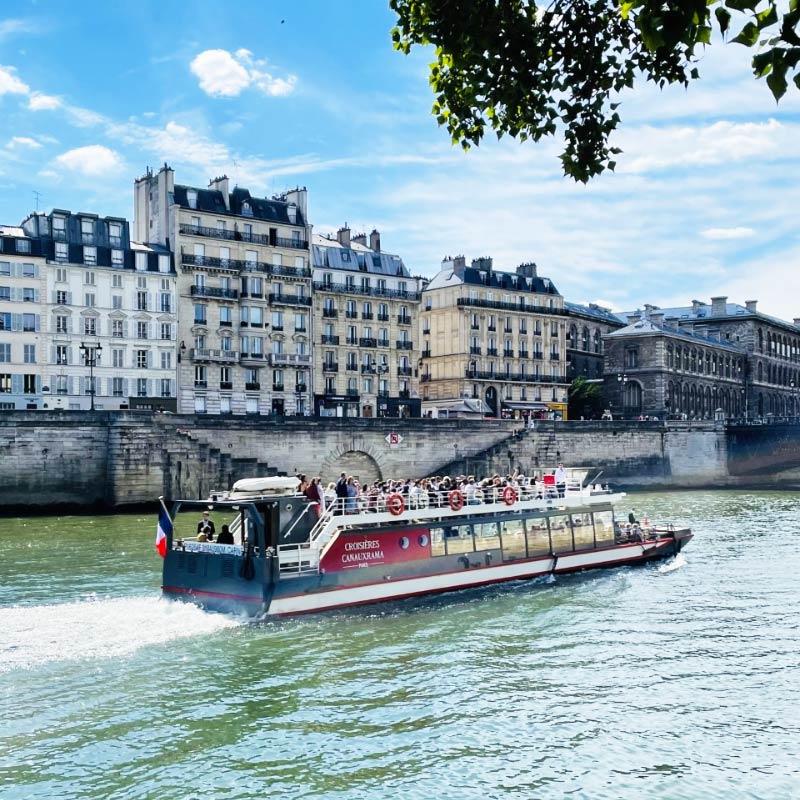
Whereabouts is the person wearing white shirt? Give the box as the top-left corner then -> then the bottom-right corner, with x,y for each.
554,464 -> 567,498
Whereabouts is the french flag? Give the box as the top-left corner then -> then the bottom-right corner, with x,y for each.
155,507 -> 172,558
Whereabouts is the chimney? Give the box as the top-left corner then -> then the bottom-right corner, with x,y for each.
710,296 -> 728,316
650,311 -> 665,326
369,229 -> 381,252
794,318 -> 800,327
516,262 -> 538,278
208,175 -> 230,209
626,312 -> 642,325
745,300 -> 758,313
352,233 -> 367,247
337,225 -> 350,248
471,256 -> 493,273
691,299 -> 706,314
644,303 -> 658,317
285,187 -> 307,218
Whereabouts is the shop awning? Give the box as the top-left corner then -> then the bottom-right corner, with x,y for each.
502,401 -> 549,410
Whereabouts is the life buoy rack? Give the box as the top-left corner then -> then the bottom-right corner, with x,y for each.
503,486 -> 517,506
448,489 -> 465,511
387,493 -> 405,516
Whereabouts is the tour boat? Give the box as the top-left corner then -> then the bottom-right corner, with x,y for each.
159,472 -> 692,617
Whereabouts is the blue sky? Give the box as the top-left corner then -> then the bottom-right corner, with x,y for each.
2,1 -> 800,320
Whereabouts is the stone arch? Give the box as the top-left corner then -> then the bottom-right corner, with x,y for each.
321,448 -> 384,484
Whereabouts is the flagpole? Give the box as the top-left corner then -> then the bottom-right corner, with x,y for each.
158,496 -> 174,525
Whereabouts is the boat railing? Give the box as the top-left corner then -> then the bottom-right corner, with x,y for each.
277,542 -> 319,576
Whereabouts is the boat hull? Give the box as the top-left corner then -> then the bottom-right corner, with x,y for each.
162,532 -> 691,617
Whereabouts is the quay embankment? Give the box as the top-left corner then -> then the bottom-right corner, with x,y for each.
1,412 -> 799,512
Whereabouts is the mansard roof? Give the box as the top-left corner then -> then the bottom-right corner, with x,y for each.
312,233 -> 411,278
173,185 -> 306,226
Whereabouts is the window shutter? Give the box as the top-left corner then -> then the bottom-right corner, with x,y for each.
123,321 -> 129,337
50,346 -> 56,364
67,376 -> 75,395
35,316 -> 40,332
34,289 -> 40,303
67,347 -> 73,365
122,378 -> 128,397
79,377 -> 85,396
11,313 -> 21,331
36,375 -> 41,393
11,374 -> 23,394
67,291 -> 72,305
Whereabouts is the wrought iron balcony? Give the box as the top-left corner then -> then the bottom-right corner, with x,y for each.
323,362 -> 339,372
470,346 -> 481,355
422,349 -> 431,358
464,369 -> 567,384
456,296 -> 568,316
268,293 -> 311,307
397,315 -> 412,325
397,366 -> 413,376
359,337 -> 377,348
321,335 -> 339,345
270,353 -> 311,367
487,348 -> 498,356
245,382 -> 260,391
190,285 -> 239,300
396,341 -> 413,350
272,384 -> 285,392
190,348 -> 239,363
377,313 -> 390,322
322,308 -> 338,318
180,224 -> 307,249
313,281 -> 420,301
181,251 -> 311,278
420,374 -> 432,383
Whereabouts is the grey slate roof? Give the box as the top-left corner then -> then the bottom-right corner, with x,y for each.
173,185 -> 305,226
617,302 -> 800,333
607,318 -> 744,353
425,265 -> 560,296
565,301 -> 623,326
312,233 -> 410,277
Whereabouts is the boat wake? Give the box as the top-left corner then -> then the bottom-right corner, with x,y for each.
657,553 -> 687,574
0,594 -> 241,673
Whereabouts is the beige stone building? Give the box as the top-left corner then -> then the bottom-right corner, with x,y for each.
134,166 -> 312,415
419,257 -> 569,419
311,227 -> 422,417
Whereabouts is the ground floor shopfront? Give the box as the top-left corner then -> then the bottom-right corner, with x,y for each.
314,394 -> 421,418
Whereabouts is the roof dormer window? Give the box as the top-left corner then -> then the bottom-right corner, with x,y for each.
187,189 -> 198,209
242,201 -> 253,217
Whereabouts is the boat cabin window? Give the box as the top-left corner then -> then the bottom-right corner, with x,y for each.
474,522 -> 500,551
571,514 -> 595,549
525,517 -> 550,557
430,524 -> 474,556
499,519 -> 526,559
593,509 -> 615,546
169,503 -> 250,551
548,514 -> 574,554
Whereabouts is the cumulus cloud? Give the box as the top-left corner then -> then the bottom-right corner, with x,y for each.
0,64 -> 29,95
701,227 -> 755,240
28,92 -> 61,110
0,19 -> 38,39
190,48 -> 297,98
54,145 -> 124,176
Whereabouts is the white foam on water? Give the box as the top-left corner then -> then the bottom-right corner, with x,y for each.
0,594 -> 241,673
657,553 -> 687,574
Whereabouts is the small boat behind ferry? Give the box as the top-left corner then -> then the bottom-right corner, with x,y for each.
158,470 -> 692,617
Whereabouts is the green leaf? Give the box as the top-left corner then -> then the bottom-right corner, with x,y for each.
732,21 -> 759,46
715,7 -> 732,36
766,66 -> 788,100
752,52 -> 773,76
757,5 -> 779,29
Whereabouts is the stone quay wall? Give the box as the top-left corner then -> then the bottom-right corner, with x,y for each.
0,412 -> 795,512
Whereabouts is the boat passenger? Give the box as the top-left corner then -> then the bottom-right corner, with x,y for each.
216,524 -> 234,545
197,511 -> 215,540
345,476 -> 358,514
554,463 -> 567,498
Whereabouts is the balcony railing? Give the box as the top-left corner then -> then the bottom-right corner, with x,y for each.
377,338 -> 389,347
194,380 -> 207,388
190,285 -> 239,300
322,308 -> 338,318
240,352 -> 267,362
359,337 -> 377,348
399,390 -> 411,398
470,346 -> 481,355
550,353 -> 560,361
313,281 -> 420,301
398,366 -> 413,376
269,353 -> 311,367
346,362 -> 358,371
346,338 -> 358,346
345,310 -> 358,319
422,349 -> 431,358
420,374 -> 432,383
219,381 -> 233,390
191,348 -> 239,363
361,364 -> 388,375
377,313 -> 390,322
397,315 -> 412,325
457,297 -> 568,316
245,382 -> 261,391
396,341 -> 413,350
487,348 -> 498,356
181,251 -> 311,278
323,362 -> 339,372
273,384 -> 285,392
180,224 -> 308,249
464,369 -> 567,383
504,350 -> 514,358
321,335 -> 339,345
269,293 -> 311,307
295,384 -> 307,393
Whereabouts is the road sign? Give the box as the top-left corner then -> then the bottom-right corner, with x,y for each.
385,432 -> 403,447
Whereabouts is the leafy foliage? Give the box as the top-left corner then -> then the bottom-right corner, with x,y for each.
568,377 -> 605,420
390,0 -> 800,181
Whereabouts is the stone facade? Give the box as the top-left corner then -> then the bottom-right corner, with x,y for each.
134,166 -> 313,416
419,258 -> 569,419
311,227 -> 422,418
565,301 -> 623,382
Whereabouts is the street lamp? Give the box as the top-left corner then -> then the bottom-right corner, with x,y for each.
79,341 -> 102,411
616,373 -> 628,419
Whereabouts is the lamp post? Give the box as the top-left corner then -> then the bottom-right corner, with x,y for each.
79,341 -> 102,411
616,373 -> 628,419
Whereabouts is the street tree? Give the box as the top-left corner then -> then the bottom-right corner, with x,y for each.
390,0 -> 800,181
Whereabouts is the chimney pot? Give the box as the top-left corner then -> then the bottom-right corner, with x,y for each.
369,229 -> 381,252
745,300 -> 758,313
336,225 -> 351,248
710,296 -> 728,316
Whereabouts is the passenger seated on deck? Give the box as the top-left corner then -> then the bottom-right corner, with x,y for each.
216,524 -> 234,545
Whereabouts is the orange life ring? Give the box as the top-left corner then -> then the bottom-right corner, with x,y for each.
387,493 -> 405,516
448,489 -> 465,511
503,486 -> 517,506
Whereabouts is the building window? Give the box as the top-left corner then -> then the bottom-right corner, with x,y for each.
194,304 -> 207,325
55,242 -> 68,262
112,320 -> 124,338
158,255 -> 169,273
22,313 -> 36,332
626,348 -> 639,369
55,345 -> 68,365
137,378 -> 148,397
135,252 -> 147,271
136,349 -> 148,369
113,349 -> 124,368
0,344 -> 9,362
84,318 -> 97,336
0,373 -> 14,392
112,377 -> 124,396
137,321 -> 148,339
16,240 -> 31,254
84,247 -> 97,266
111,250 -> 124,268
136,291 -> 148,311
85,293 -> 96,308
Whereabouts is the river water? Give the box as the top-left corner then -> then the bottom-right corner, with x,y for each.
0,490 -> 798,800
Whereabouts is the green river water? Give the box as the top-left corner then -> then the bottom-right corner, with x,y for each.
0,490 -> 798,799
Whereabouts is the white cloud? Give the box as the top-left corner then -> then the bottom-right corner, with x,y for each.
28,92 -> 61,110
0,19 -> 37,39
0,64 -> 29,95
701,227 -> 755,240
6,136 -> 41,149
54,145 -> 124,176
190,48 -> 297,98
